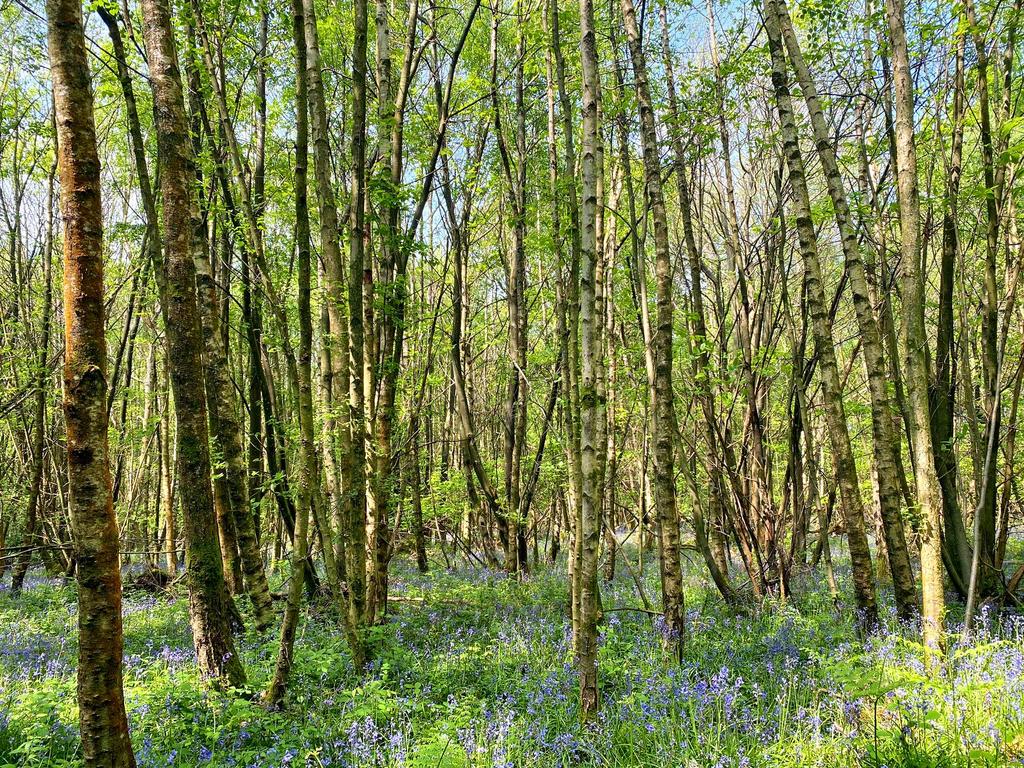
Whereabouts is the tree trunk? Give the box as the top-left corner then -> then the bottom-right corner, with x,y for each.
490,6 -> 529,575
265,0 -> 317,705
183,73 -> 271,624
346,0 -> 371,662
929,30 -> 972,594
159,365 -> 178,572
621,0 -> 685,656
139,0 -> 246,687
187,103 -> 242,603
577,0 -> 605,719
965,0 -> 1002,594
46,0 -> 137,759
885,0 -> 946,658
546,0 -> 583,577
303,0 -> 354,603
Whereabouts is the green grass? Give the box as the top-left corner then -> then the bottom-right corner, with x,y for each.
0,549 -> 1022,767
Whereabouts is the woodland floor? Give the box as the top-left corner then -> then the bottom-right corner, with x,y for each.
1,543 -> 1023,768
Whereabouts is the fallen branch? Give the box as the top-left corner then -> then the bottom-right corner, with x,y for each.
602,606 -> 663,617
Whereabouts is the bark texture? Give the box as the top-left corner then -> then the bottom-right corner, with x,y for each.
621,0 -> 686,655
139,0 -> 246,686
577,0 -> 605,719
885,0 -> 946,656
46,0 -> 137,760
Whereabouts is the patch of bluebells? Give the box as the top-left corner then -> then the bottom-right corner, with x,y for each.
0,629 -> 73,680
5,557 -> 1024,765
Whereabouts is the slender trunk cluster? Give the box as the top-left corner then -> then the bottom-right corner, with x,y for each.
765,0 -> 878,630
772,0 -> 917,620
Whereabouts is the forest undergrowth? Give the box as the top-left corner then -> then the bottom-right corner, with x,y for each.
0,544 -> 1022,768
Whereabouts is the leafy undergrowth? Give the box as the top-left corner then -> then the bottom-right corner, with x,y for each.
0,552 -> 1022,767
